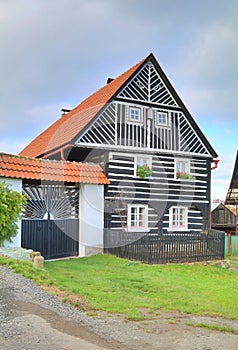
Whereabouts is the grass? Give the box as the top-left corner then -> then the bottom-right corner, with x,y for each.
1,254 -> 238,320
186,321 -> 238,334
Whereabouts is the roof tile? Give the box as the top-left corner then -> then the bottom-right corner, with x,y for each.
19,55 -> 149,158
0,153 -> 109,185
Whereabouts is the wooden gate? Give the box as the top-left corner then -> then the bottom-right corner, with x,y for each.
21,184 -> 79,260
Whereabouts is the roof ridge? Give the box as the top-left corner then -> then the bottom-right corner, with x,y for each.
0,152 -> 103,168
19,53 -> 152,158
59,54 -> 149,121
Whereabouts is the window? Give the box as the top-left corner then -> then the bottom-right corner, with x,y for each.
134,155 -> 152,177
169,207 -> 188,231
129,107 -> 141,123
175,159 -> 195,180
127,204 -> 148,231
156,111 -> 168,126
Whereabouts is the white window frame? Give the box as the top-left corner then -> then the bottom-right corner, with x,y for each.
175,158 -> 193,180
169,206 -> 188,231
127,204 -> 149,232
134,155 -> 152,177
156,111 -> 168,127
129,107 -> 142,123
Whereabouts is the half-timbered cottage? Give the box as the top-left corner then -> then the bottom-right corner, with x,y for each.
20,53 -> 223,262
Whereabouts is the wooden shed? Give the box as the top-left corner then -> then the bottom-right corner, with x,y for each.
211,202 -> 236,234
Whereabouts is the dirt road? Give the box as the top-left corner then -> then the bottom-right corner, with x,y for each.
1,266 -> 238,350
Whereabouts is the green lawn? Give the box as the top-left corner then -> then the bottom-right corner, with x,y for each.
1,254 -> 238,320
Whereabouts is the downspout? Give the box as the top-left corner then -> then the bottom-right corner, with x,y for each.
210,159 -> 220,229
211,159 -> 220,170
42,143 -> 73,161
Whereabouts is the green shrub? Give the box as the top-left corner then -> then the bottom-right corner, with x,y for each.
0,181 -> 26,246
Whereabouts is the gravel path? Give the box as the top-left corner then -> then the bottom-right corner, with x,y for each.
1,251 -> 238,349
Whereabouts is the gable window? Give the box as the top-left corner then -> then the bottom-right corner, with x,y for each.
134,155 -> 152,177
156,111 -> 168,126
169,207 -> 188,231
175,159 -> 195,180
129,107 -> 142,123
127,204 -> 148,231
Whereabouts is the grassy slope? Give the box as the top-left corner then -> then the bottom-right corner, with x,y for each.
1,254 -> 238,320
45,255 -> 238,320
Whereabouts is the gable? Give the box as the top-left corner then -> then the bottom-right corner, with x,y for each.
117,60 -> 178,106
20,53 -> 217,159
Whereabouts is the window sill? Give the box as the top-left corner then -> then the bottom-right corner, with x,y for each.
133,176 -> 153,179
168,229 -> 190,232
175,178 -> 196,181
126,228 -> 150,233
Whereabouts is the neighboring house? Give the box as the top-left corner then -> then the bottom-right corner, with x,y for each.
211,202 -> 236,235
0,153 -> 109,258
225,150 -> 238,235
20,53 -> 219,257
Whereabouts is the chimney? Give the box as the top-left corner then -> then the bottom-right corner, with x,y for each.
107,77 -> 114,84
61,108 -> 71,116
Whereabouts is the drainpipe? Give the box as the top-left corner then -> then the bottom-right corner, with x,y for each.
211,159 -> 220,170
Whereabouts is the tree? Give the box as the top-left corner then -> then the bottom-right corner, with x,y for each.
0,181 -> 26,246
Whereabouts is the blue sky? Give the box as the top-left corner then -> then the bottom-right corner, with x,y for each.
0,0 -> 237,200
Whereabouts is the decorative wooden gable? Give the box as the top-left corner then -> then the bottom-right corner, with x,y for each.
75,58 -> 212,156
117,61 -> 178,106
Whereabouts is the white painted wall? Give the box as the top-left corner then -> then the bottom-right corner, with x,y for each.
0,177 -> 22,247
79,184 -> 104,256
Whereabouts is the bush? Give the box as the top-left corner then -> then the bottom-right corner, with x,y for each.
0,181 -> 26,246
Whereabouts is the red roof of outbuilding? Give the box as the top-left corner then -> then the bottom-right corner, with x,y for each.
0,153 -> 109,184
19,55 -> 148,158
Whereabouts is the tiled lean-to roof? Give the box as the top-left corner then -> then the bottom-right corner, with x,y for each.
19,55 -> 148,158
0,153 -> 109,184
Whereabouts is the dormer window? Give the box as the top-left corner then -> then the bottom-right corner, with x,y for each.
129,107 -> 142,123
156,111 -> 168,126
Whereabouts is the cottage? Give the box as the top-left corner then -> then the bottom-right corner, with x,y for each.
19,53 -> 223,262
0,153 -> 109,258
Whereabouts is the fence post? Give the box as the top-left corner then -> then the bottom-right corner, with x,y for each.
228,233 -> 232,255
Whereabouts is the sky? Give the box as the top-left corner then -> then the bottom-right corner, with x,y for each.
0,0 -> 237,201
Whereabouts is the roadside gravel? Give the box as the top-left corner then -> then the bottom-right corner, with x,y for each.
0,247 -> 33,261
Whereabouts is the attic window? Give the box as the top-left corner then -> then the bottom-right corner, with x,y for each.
129,107 -> 142,123
156,111 -> 168,126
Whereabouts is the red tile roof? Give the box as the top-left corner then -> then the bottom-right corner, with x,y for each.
0,153 -> 109,184
19,54 -> 150,158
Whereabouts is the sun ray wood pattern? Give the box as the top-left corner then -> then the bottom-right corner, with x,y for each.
20,53 -> 221,262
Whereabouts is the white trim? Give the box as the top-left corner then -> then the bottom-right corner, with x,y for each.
75,143 -> 213,158
127,204 -> 149,232
155,110 -> 169,128
128,106 -> 143,124
169,206 -> 188,231
105,196 -> 209,204
134,154 -> 152,177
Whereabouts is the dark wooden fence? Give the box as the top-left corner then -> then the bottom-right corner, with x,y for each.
104,230 -> 225,264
